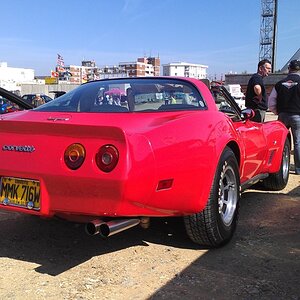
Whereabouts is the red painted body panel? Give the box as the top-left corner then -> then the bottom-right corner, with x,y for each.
0,77 -> 289,221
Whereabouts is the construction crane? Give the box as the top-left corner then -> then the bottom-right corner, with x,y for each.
259,0 -> 278,72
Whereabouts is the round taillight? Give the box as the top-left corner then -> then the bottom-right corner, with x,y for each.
64,143 -> 86,170
96,145 -> 119,172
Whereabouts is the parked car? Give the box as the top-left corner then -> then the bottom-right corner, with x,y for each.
0,97 -> 19,114
0,77 -> 290,247
22,93 -> 53,107
0,87 -> 33,113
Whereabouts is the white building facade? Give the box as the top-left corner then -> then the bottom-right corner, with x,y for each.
0,62 -> 34,91
162,62 -> 208,79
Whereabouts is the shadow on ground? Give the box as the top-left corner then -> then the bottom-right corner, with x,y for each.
150,185 -> 300,299
0,186 -> 299,299
0,211 -> 197,276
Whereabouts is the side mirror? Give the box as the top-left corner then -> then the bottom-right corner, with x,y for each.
241,108 -> 255,120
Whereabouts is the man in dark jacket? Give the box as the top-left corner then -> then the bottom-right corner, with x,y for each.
245,59 -> 272,122
269,59 -> 300,175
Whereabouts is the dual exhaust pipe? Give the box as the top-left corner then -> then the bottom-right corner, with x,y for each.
85,218 -> 142,238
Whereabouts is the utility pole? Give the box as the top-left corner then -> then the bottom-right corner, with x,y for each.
259,0 -> 277,72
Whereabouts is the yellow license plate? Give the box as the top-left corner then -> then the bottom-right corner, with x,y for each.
0,177 -> 40,210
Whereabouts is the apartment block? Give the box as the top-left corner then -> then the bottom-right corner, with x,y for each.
0,62 -> 34,90
162,62 -> 208,79
119,56 -> 160,77
55,56 -> 161,83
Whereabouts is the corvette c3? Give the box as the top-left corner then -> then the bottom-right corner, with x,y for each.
0,77 -> 290,247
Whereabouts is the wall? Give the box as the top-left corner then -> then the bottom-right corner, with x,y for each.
20,83 -> 79,97
225,73 -> 288,95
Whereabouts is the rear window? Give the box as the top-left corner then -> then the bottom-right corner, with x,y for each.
35,78 -> 206,113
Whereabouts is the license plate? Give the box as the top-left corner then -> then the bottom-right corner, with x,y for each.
0,177 -> 40,210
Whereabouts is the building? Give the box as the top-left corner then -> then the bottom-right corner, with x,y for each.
138,57 -> 160,76
119,61 -> 148,77
56,56 -> 160,83
62,61 -> 96,84
63,61 -> 129,83
63,61 -> 97,83
99,66 -> 128,79
0,62 -> 34,91
162,62 -> 208,79
119,56 -> 161,77
65,65 -> 82,84
81,60 -> 97,82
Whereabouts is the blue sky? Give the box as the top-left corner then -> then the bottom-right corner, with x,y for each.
1,0 -> 299,79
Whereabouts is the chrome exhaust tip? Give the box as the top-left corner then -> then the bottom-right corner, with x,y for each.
85,219 -> 106,236
85,218 -> 140,237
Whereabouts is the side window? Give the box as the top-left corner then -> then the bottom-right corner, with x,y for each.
217,90 -> 241,121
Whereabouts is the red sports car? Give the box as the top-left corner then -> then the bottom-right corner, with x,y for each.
0,77 -> 290,247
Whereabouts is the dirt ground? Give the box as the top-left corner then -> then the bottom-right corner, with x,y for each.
0,115 -> 299,300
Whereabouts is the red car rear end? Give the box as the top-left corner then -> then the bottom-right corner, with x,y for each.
0,77 -> 290,247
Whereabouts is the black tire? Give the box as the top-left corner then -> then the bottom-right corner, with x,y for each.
263,137 -> 290,191
184,147 -> 240,247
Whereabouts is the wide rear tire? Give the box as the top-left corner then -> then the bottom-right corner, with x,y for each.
184,147 -> 240,247
263,137 -> 290,191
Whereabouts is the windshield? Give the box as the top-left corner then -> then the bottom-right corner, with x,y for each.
35,78 -> 206,113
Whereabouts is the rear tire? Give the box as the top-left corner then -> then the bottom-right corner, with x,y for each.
263,137 -> 290,191
184,147 -> 240,247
